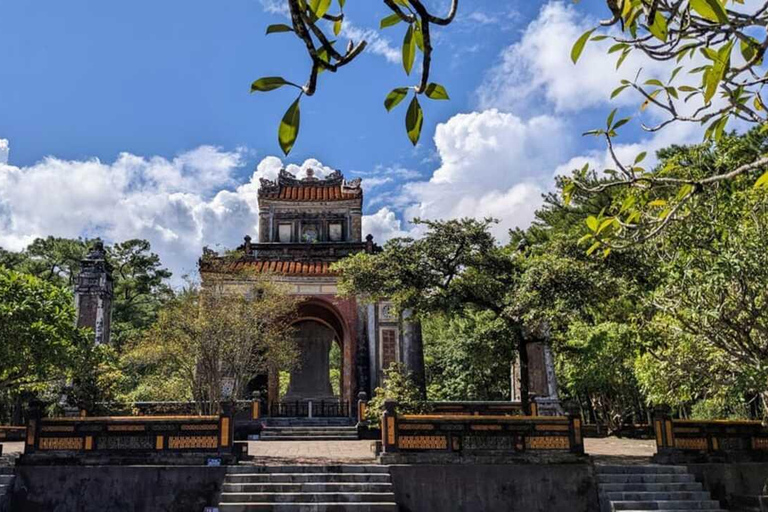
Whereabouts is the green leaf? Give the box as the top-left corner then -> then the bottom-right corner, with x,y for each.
380,13 -> 402,29
606,108 -> 617,129
278,96 -> 301,156
402,24 -> 416,75
634,151 -> 647,164
647,12 -> 668,42
577,234 -> 593,245
310,0 -> 332,19
333,19 -> 342,36
586,215 -> 599,232
338,0 -> 345,8
251,77 -> 296,92
425,83 -> 449,100
405,95 -> 423,146
690,0 -> 728,23
611,85 -> 629,99
648,199 -> 667,207
571,28 -> 596,64
414,22 -> 424,52
755,169 -> 768,189
586,241 -> 601,256
384,87 -> 409,111
266,24 -> 294,35
596,218 -> 616,235
613,117 -> 631,130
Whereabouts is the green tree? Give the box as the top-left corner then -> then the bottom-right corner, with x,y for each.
366,362 -> 429,423
0,266 -> 81,392
126,277 -> 299,412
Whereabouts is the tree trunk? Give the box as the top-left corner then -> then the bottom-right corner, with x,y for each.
518,337 -> 531,415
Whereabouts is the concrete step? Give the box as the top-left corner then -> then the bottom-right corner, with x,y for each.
605,492 -> 713,502
223,483 -> 393,493
226,473 -> 392,484
260,436 -> 360,441
220,492 -> 396,504
228,465 -> 390,474
0,468 -> 12,476
218,503 -> 398,511
611,501 -> 722,510
599,483 -> 703,493
264,419 -> 356,427
599,474 -> 696,484
597,466 -> 688,475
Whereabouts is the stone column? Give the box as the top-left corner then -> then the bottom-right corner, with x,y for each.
74,241 -> 114,346
402,309 -> 426,398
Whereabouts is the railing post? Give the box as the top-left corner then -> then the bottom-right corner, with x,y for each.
308,400 -> 313,419
357,392 -> 368,424
251,392 -> 262,420
219,400 -> 234,453
564,400 -> 584,455
25,400 -> 43,455
382,400 -> 399,453
653,405 -> 673,452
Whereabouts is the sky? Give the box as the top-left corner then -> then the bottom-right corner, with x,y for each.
0,0 -> 708,282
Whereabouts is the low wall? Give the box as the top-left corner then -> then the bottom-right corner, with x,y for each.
389,463 -> 599,512
685,462 -> 768,506
11,465 -> 226,512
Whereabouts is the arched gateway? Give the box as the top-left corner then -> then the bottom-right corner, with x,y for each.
199,168 -> 426,416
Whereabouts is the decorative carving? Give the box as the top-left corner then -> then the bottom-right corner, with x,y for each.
526,436 -> 570,450
387,417 -> 396,446
221,417 -> 230,447
107,425 -> 145,432
98,435 -> 154,450
40,437 -> 83,450
41,426 -> 75,432
399,424 -> 435,431
399,435 -> 447,450
674,437 -> 707,450
464,436 -> 516,451
470,425 -> 502,431
753,437 -> 768,450
180,424 -> 218,431
168,435 -> 218,449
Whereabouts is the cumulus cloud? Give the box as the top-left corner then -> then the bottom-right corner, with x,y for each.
477,2 -> 677,114
0,139 -> 8,165
0,146 -> 346,282
365,109 -> 571,243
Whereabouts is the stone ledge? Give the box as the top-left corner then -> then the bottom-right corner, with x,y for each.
379,450 -> 589,465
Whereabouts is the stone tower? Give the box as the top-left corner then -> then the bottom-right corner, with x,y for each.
75,241 -> 114,345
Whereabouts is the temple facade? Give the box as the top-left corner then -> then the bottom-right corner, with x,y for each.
199,169 -> 426,411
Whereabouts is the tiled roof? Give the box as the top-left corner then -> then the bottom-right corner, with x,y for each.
261,185 -> 360,202
204,260 -> 337,276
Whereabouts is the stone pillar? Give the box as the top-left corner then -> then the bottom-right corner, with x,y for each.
350,207 -> 362,242
75,241 -> 114,346
511,327 -> 562,415
402,309 -> 426,399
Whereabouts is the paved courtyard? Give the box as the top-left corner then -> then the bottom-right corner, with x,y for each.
2,438 -> 657,464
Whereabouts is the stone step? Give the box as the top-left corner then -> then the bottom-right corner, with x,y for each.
263,427 -> 358,431
260,436 -> 360,441
264,419 -> 356,427
599,474 -> 696,484
226,473 -> 392,484
219,492 -> 396,504
600,483 -> 703,493
611,501 -> 722,510
228,466 -> 390,474
604,492 -> 713,502
223,483 -> 393,493
0,476 -> 12,485
597,466 -> 688,475
218,503 -> 398,511
0,468 -> 12,476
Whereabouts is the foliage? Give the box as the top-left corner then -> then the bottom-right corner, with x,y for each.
251,0 -> 456,153
423,311 -> 514,401
0,266 -> 81,393
567,0 -> 768,246
127,278 -> 299,412
365,362 -> 429,424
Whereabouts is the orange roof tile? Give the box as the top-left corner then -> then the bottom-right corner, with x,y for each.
202,260 -> 337,276
262,185 -> 360,202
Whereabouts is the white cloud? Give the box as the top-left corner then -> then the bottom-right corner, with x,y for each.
477,2 -> 676,114
362,207 -> 409,242
369,109 -> 570,243
0,145 -> 344,283
0,139 -> 8,165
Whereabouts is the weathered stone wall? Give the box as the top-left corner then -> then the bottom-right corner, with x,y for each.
389,463 -> 599,512
11,465 -> 225,512
685,462 -> 768,506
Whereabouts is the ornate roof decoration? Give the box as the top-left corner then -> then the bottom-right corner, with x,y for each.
258,168 -> 362,202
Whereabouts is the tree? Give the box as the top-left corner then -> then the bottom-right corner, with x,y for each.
0,266 -> 81,393
128,277 -> 299,412
250,0 -> 457,153
567,0 -> 768,247
335,218 -> 600,414
365,362 -> 429,423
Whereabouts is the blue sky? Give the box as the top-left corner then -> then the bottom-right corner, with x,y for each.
0,0 -> 705,280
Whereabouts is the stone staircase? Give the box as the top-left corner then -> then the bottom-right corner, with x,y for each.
0,466 -> 15,512
261,418 -> 358,441
597,465 -> 726,511
216,464 -> 397,511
